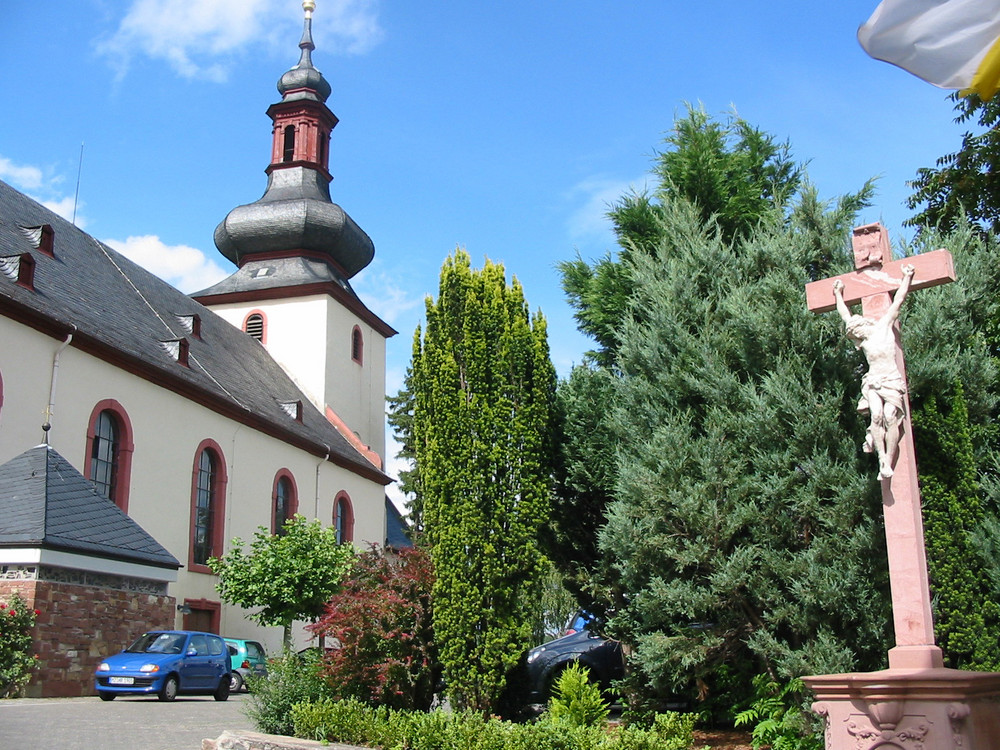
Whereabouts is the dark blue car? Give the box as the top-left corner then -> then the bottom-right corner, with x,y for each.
95,630 -> 231,702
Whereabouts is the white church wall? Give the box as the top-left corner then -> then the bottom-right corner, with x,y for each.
324,297 -> 388,459
206,294 -> 388,459
209,296 -> 329,413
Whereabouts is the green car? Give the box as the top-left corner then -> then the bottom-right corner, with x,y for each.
223,638 -> 267,692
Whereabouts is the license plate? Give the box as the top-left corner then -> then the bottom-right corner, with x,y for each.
109,676 -> 134,685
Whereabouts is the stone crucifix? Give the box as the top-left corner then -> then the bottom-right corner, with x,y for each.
805,223 -> 955,669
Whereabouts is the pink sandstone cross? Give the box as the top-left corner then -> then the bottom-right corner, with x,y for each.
805,223 -> 955,670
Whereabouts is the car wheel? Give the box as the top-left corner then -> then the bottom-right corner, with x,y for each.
98,691 -> 115,702
229,672 -> 243,693
214,676 -> 231,702
158,675 -> 179,702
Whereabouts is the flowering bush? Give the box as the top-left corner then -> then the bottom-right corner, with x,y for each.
310,546 -> 439,711
0,593 -> 38,698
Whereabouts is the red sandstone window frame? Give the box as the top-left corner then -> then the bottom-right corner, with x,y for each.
83,400 -> 135,514
334,491 -> 354,544
243,310 -> 267,344
272,470 -> 299,535
188,439 -> 228,574
351,326 -> 364,365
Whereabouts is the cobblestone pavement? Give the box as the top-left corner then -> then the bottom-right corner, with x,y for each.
0,692 -> 256,750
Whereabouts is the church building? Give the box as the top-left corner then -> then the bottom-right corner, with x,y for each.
0,1 -> 395,696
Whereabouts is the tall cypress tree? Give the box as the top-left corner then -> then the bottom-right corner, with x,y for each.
409,249 -> 556,713
913,385 -> 1000,671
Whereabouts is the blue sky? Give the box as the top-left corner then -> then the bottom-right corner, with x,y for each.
0,1 -> 974,497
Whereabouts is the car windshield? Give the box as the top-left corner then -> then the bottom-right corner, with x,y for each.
126,632 -> 187,655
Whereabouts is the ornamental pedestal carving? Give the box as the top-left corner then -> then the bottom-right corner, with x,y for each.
804,668 -> 1000,750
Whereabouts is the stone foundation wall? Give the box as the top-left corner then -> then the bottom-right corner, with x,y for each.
0,575 -> 175,698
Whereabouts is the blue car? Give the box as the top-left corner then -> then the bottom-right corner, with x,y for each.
95,630 -> 231,702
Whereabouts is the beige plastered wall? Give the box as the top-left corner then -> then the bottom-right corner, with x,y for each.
0,316 -> 387,655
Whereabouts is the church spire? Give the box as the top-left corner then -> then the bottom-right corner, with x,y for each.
277,0 -> 332,104
209,0 -> 374,279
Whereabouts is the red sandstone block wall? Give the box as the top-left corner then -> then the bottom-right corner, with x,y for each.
0,580 -> 175,698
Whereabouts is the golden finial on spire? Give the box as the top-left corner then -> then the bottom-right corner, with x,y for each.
303,1 -> 316,19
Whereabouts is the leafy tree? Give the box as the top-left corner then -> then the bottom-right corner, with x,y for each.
403,249 -> 556,713
210,515 -> 353,646
907,93 -> 1000,235
311,545 -> 439,710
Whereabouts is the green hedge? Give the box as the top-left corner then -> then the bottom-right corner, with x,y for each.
289,698 -> 695,750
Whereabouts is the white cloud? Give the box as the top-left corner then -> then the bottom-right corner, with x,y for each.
565,175 -> 649,248
104,234 -> 231,293
353,262 -> 422,327
98,0 -> 383,81
0,155 -> 86,227
41,197 -> 86,228
0,157 -> 44,191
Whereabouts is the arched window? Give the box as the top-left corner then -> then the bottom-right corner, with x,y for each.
351,326 -> 364,365
318,131 -> 328,168
84,400 -> 134,513
243,311 -> 266,343
90,411 -> 118,498
189,440 -> 228,571
283,125 -> 296,162
334,492 -> 354,544
272,472 -> 298,535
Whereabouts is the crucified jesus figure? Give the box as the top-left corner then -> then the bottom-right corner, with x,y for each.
833,263 -> 915,479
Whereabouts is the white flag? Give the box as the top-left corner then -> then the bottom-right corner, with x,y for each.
859,0 -> 1000,99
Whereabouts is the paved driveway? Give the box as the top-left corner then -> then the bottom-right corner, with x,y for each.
0,692 -> 256,750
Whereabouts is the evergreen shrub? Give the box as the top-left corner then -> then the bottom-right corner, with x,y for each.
547,662 -> 610,727
245,649 -> 332,735
0,593 -> 38,698
290,697 -> 695,750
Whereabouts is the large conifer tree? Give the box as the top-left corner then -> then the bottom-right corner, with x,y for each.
600,195 -> 893,710
407,250 -> 556,713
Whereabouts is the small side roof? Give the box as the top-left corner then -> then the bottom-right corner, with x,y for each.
0,445 -> 180,570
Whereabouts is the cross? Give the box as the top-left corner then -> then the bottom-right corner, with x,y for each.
805,222 -> 956,670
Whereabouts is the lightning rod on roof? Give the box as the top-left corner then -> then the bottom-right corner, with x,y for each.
72,142 -> 84,226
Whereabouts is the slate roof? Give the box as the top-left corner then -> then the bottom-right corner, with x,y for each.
0,179 -> 389,485
0,445 -> 180,569
384,496 -> 412,550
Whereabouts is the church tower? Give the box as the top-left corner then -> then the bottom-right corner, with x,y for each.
193,0 -> 393,466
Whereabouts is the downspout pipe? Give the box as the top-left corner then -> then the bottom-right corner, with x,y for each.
42,327 -> 76,443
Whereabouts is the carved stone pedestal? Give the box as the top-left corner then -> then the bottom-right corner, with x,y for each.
804,668 -> 1000,749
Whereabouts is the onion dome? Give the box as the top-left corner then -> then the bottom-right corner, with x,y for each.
277,0 -> 331,103
211,0 -> 374,280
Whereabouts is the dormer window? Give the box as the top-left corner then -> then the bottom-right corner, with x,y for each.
283,125 -> 296,162
0,253 -> 36,290
176,314 -> 202,339
19,224 -> 54,256
38,225 -> 54,256
279,400 -> 303,422
161,337 -> 190,367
